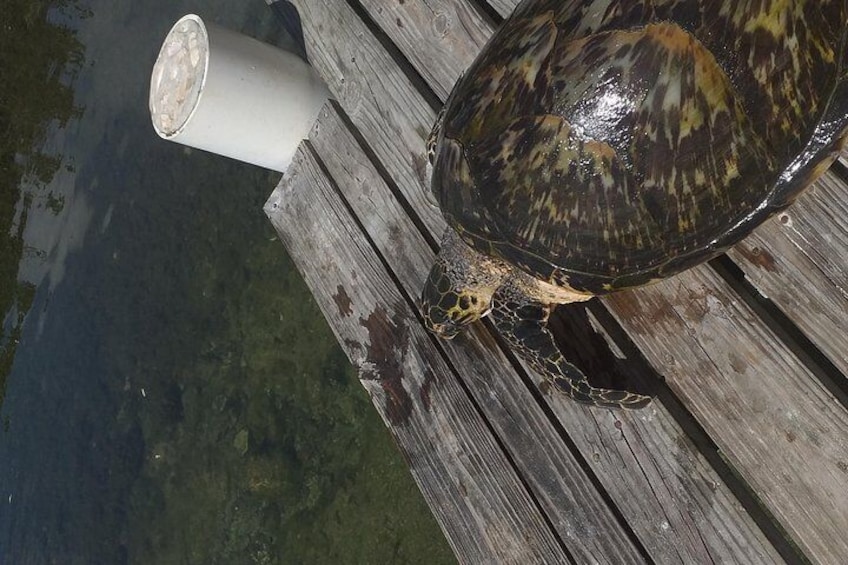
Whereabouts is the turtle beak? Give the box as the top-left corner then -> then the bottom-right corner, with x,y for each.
421,301 -> 461,339
431,322 -> 460,339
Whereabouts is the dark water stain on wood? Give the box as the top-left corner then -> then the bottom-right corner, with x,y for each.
359,304 -> 414,426
605,290 -> 679,336
734,243 -> 778,273
333,285 -> 354,317
420,368 -> 435,411
683,285 -> 712,323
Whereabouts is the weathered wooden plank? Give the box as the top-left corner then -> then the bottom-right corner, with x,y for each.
486,0 -> 518,19
278,0 -> 443,240
265,147 -> 568,564
279,0 -> 791,561
309,102 -> 647,563
306,98 -> 782,564
347,0 -> 848,561
606,269 -> 848,561
358,0 -> 488,100
728,171 -> 848,377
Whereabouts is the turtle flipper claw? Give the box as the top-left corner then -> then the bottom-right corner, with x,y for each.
552,373 -> 652,409
491,289 -> 652,409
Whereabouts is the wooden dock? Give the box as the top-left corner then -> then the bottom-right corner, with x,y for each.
263,1 -> 848,563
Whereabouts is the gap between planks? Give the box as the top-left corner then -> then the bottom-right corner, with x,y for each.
335,0 -> 848,561
280,0 -> 792,561
264,0 -> 848,560
266,145 -> 571,564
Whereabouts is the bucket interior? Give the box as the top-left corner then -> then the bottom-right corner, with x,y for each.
149,15 -> 208,137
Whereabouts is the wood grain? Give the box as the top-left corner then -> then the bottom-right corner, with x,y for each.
485,0 -> 518,19
346,0 -> 848,560
265,147 -> 567,564
306,102 -> 783,563
357,0 -> 488,100
605,267 -> 848,561
728,171 -> 848,378
283,0 -> 444,238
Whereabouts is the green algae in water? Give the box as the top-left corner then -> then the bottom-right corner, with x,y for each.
2,1 -> 456,561
101,141 -> 455,564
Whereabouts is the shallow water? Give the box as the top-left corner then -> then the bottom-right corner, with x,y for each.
0,1 -> 454,563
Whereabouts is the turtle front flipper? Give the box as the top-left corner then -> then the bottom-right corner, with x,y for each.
490,287 -> 652,409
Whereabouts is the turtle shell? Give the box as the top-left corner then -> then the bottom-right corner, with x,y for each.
430,0 -> 848,295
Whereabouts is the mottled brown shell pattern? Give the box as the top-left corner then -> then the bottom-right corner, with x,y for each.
431,0 -> 848,293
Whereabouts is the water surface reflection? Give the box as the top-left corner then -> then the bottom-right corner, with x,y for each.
0,1 -> 454,562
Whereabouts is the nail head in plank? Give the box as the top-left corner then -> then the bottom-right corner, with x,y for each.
728,171 -> 848,379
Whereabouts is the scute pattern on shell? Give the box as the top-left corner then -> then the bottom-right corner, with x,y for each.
510,0 -> 845,162
431,0 -> 848,293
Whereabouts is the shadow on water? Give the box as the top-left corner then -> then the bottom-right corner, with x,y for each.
0,1 -> 455,563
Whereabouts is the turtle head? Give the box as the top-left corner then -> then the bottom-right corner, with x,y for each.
421,259 -> 490,339
421,229 -> 501,339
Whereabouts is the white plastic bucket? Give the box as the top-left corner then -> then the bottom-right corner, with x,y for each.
149,14 -> 330,172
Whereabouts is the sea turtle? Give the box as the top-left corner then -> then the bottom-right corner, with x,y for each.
421,0 -> 848,408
